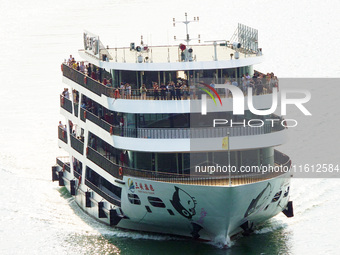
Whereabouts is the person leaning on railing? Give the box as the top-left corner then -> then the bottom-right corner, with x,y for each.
140,84 -> 147,100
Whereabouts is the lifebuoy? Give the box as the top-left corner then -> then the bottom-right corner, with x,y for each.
61,64 -> 63,72
86,147 -> 89,155
62,165 -> 65,172
110,126 -> 113,135
84,76 -> 87,84
78,175 -> 82,184
62,130 -> 65,138
119,167 -> 123,176
84,111 -> 87,119
61,96 -> 64,106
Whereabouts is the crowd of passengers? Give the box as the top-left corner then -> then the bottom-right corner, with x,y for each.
65,55 -> 279,100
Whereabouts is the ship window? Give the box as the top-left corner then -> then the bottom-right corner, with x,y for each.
145,205 -> 152,213
157,153 -> 177,173
283,187 -> 290,197
167,209 -> 175,216
271,191 -> 282,202
148,196 -> 166,208
128,194 -> 141,205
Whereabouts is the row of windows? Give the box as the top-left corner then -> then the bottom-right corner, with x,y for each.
81,94 -> 274,130
88,131 -> 274,173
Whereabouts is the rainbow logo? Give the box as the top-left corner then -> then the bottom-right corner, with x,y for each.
198,82 -> 223,106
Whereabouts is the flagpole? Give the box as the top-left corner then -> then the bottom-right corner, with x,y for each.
227,131 -> 231,187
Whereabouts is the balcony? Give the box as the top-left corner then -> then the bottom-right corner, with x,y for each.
56,157 -> 70,173
60,95 -> 73,114
86,146 -> 122,180
85,179 -> 121,207
58,126 -> 68,144
70,134 -> 84,155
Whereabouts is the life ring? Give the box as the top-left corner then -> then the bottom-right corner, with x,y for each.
110,126 -> 113,135
119,167 -> 123,176
84,76 -> 87,84
62,165 -> 65,172
62,130 -> 65,138
61,64 -> 63,72
84,111 -> 87,119
78,175 -> 82,184
86,147 -> 89,155
61,96 -> 64,105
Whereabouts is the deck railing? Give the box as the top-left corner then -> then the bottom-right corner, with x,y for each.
86,146 -> 122,180
85,179 -> 121,207
70,134 -> 84,155
62,64 -> 273,100
80,107 -> 284,139
83,147 -> 291,186
56,157 -> 70,172
122,149 -> 291,186
58,127 -> 68,144
60,95 -> 73,114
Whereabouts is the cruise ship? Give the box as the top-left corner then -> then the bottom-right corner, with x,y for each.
52,16 -> 293,245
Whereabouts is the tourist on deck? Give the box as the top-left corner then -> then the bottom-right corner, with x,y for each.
120,82 -> 125,99
182,82 -> 189,99
160,83 -> 167,100
125,83 -> 132,99
169,82 -> 175,100
87,64 -> 92,77
67,55 -> 73,66
80,62 -> 85,73
189,81 -> 196,100
175,82 -> 182,100
62,88 -> 69,99
140,84 -> 147,100
153,82 -> 159,100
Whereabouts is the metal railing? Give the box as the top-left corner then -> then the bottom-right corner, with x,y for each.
62,64 -> 273,100
58,127 -> 68,144
85,145 -> 291,186
56,157 -> 70,172
74,103 -> 79,117
79,107 -> 284,139
85,179 -> 121,207
60,95 -> 73,114
86,146 -> 122,180
121,150 -> 291,186
70,134 -> 84,155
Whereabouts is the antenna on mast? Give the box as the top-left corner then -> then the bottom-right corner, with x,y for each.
173,13 -> 200,46
173,13 -> 200,61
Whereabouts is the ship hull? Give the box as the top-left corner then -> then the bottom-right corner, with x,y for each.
56,166 -> 291,245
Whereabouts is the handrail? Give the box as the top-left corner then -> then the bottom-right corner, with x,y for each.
60,94 -> 73,114
70,134 -> 84,155
58,126 -> 68,144
85,179 -> 121,207
56,157 -> 70,172
85,146 -> 291,186
80,107 -> 285,139
62,64 -> 273,100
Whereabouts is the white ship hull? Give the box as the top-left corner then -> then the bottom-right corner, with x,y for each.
56,167 -> 291,245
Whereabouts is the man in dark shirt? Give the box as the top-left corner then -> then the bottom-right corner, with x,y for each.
160,83 -> 167,100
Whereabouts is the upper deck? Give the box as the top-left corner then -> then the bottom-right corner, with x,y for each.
79,43 -> 263,72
